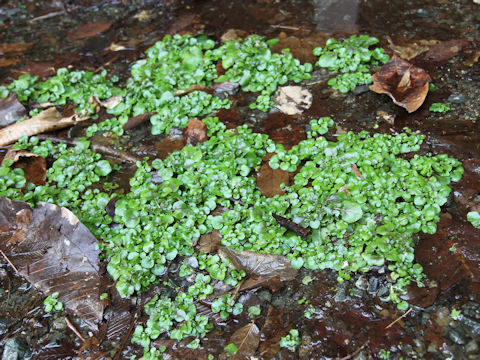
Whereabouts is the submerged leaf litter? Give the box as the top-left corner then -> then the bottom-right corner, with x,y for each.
0,33 -> 465,358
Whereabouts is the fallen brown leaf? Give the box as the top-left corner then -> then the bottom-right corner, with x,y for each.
415,39 -> 469,65
219,247 -> 298,281
198,230 -> 223,253
0,41 -> 32,54
0,92 -> 26,128
274,86 -> 312,115
1,149 -> 46,185
393,39 -> 440,60
68,21 -> 114,40
0,107 -> 89,147
220,29 -> 249,43
229,322 -> 260,360
0,198 -> 105,330
185,118 -> 208,145
256,160 -> 290,197
370,55 -> 431,113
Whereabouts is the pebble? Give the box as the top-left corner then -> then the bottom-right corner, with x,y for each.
367,277 -> 379,294
334,287 -> 348,302
352,85 -> 370,95
459,316 -> 480,337
1,336 -> 32,360
447,329 -> 466,345
257,289 -> 271,304
447,94 -> 467,104
0,318 -> 10,336
355,275 -> 368,291
465,340 -> 479,357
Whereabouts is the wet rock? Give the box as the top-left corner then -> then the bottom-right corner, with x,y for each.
459,316 -> 480,337
1,336 -> 32,360
352,85 -> 370,95
52,316 -> 67,331
0,318 -> 10,336
448,329 -> 466,345
434,307 -> 451,327
355,275 -> 368,291
351,288 -> 364,298
465,339 -> 479,358
447,94 -> 467,104
377,285 -> 389,298
367,277 -> 379,294
334,286 -> 348,302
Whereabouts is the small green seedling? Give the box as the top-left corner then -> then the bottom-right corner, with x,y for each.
467,211 -> 480,228
248,305 -> 261,317
450,308 -> 461,320
224,343 -> 238,356
429,102 -> 450,113
280,329 -> 301,351
44,292 -> 64,313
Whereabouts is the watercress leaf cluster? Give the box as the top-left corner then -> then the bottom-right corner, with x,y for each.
208,35 -> 312,111
313,35 -> 389,92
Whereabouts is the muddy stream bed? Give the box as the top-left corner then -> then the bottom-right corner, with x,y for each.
0,0 -> 480,359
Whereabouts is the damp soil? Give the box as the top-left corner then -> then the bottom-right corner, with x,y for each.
1,0 -> 480,359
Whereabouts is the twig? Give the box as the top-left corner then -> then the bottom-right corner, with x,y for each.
114,314 -> 138,360
270,24 -> 301,31
65,317 -> 86,342
29,10 -> 66,22
0,249 -> 20,276
228,279 -> 245,307
385,308 -> 413,329
335,340 -> 369,360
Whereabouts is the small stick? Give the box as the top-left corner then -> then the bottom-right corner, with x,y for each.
336,340 -> 369,360
270,25 -> 301,31
114,314 -> 138,360
65,317 -> 86,342
228,279 -> 245,308
29,10 -> 65,22
385,307 -> 413,329
0,250 -> 20,276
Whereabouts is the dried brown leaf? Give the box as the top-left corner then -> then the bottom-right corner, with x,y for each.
1,149 -> 46,185
0,198 -> 104,330
68,21 -> 114,40
0,92 -> 26,128
229,322 -> 260,360
0,107 -> 89,147
256,161 -> 290,197
393,39 -> 440,60
175,84 -> 212,97
185,118 -> 208,145
0,41 -> 32,54
198,230 -> 222,253
274,86 -> 312,115
370,55 -> 431,113
219,247 -> 298,281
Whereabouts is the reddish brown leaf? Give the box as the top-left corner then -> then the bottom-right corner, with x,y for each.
185,118 -> 208,145
174,84 -> 212,97
122,112 -> 153,131
0,92 -> 26,128
370,55 -> 431,113
219,247 -> 298,281
1,149 -> 46,186
0,41 -> 32,54
272,32 -> 331,64
239,275 -> 283,293
256,159 -> 290,197
415,39 -> 469,66
229,322 -> 260,360
350,164 -> 363,179
0,198 -> 105,331
272,214 -> 310,238
68,21 -> 114,40
220,29 -> 249,43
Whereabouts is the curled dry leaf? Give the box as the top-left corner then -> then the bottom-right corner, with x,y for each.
94,95 -> 123,110
0,107 -> 89,147
0,197 -> 104,331
229,322 -> 260,360
274,86 -> 312,115
370,55 -> 431,113
0,92 -> 26,128
218,247 -> 298,281
393,39 -> 440,60
1,149 -> 46,185
185,118 -> 208,145
174,84 -> 212,97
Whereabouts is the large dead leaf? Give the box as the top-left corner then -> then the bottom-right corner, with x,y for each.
370,55 -> 431,113
1,149 -> 46,185
229,322 -> 260,360
219,247 -> 298,281
0,107 -> 89,147
68,21 -> 114,40
198,230 -> 223,253
393,39 -> 440,60
414,39 -> 469,66
0,92 -> 26,128
271,32 -> 331,64
274,86 -> 312,115
0,197 -> 104,330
